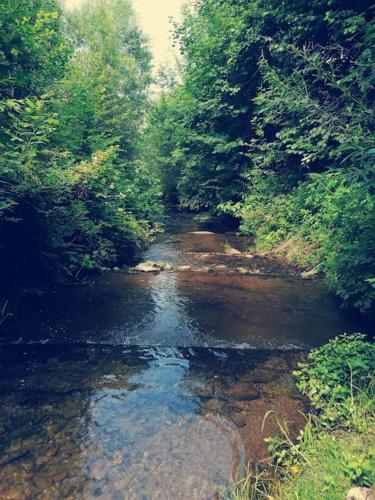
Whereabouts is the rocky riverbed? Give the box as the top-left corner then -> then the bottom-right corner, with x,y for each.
0,211 -> 370,499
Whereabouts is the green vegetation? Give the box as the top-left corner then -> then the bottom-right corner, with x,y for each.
148,0 -> 375,311
0,2 -> 373,497
0,0 -> 161,285
1,0 -> 374,311
226,334 -> 375,499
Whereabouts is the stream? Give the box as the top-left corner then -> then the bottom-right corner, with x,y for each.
0,211 -> 371,499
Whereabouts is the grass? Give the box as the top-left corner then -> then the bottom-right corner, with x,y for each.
274,427 -> 375,500
224,334 -> 375,500
225,389 -> 375,500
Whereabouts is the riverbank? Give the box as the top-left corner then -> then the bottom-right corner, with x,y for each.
1,211 -> 370,347
0,212 -> 373,498
227,334 -> 375,500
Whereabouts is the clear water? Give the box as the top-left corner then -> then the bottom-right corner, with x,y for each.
0,212 -> 371,499
12,212 -> 368,349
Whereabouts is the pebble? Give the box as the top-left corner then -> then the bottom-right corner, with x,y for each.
347,486 -> 375,500
237,267 -> 248,274
3,488 -> 25,500
176,265 -> 191,272
91,459 -> 107,481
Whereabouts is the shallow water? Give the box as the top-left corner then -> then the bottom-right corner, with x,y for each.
0,345 -> 306,499
12,212 -> 368,348
0,212 -> 371,499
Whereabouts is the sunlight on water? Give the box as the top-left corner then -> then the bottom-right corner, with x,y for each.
0,212 -> 371,498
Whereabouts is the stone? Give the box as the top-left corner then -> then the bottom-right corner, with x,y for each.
228,414 -> 247,428
240,368 -> 278,384
3,488 -> 25,500
189,231 -> 215,235
222,382 -> 260,401
224,246 -> 242,256
34,475 -> 52,491
133,261 -> 163,272
112,451 -> 123,466
176,265 -> 191,272
237,267 -> 248,274
347,486 -> 375,500
51,470 -> 67,482
301,269 -> 318,280
91,459 -> 107,481
263,356 -> 289,371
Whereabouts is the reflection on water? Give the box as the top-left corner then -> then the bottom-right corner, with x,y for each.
1,211 -> 372,498
0,345 -> 305,499
12,212 -> 370,348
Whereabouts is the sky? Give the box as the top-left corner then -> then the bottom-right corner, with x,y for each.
64,0 -> 186,71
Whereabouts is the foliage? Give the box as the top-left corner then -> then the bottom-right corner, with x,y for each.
295,333 -> 375,427
225,334 -> 375,499
272,420 -> 375,500
0,0 -> 161,283
267,334 -> 375,498
224,167 -> 375,310
147,0 -> 262,210
151,0 -> 375,310
0,0 -> 70,100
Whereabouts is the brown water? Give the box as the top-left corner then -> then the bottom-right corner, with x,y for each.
0,211 -> 371,499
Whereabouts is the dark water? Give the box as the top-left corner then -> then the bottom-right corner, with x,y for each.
0,212 -> 371,499
11,212 -> 368,349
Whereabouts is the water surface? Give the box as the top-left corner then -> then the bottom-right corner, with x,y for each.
12,212 -> 368,348
0,211 -> 371,499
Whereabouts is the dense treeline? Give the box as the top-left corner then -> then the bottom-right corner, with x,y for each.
1,0 -> 374,312
147,0 -> 375,312
0,0 -> 161,285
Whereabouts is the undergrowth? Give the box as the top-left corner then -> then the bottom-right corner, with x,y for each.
225,334 -> 375,500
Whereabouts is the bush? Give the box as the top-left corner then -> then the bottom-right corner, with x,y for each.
0,0 -> 161,282
226,335 -> 375,500
295,333 -> 375,428
226,168 -> 375,311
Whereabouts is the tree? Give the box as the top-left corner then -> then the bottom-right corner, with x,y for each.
0,0 -> 161,285
148,0 -> 375,311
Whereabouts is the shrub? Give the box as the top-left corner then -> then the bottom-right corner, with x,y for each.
295,333 -> 375,428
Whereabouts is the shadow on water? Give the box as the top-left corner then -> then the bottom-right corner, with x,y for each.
0,211 -> 372,498
9,212 -> 370,347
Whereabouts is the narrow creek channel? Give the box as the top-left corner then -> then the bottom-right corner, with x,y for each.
0,211 -> 371,499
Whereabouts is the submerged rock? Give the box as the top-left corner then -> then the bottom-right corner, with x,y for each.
112,451 -> 123,466
91,459 -> 107,481
240,368 -> 279,384
222,381 -> 260,402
